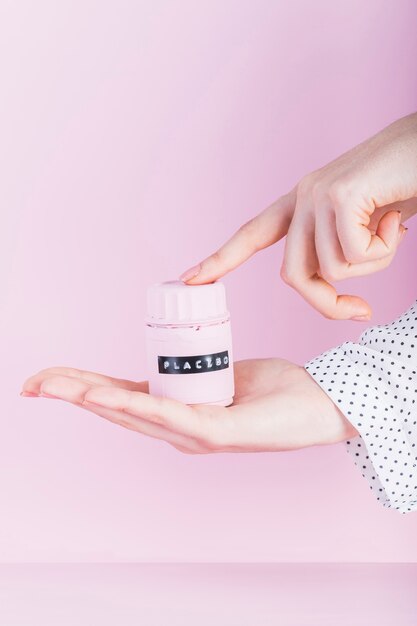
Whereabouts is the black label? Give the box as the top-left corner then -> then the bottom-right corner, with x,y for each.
158,350 -> 230,374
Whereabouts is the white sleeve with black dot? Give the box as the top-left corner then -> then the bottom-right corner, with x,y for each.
304,299 -> 417,514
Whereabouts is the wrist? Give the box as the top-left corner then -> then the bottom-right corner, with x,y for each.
315,396 -> 360,446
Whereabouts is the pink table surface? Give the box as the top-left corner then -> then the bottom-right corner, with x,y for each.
0,563 -> 416,626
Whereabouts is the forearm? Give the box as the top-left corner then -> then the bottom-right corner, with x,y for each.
304,299 -> 417,513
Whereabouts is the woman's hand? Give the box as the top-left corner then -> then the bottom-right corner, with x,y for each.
20,360 -> 357,454
180,112 -> 417,321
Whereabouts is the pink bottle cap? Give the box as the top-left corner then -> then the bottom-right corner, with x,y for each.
145,280 -> 229,325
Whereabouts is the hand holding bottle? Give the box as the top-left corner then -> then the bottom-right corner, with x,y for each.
20,359 -> 357,453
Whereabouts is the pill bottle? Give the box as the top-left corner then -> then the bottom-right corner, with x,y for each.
145,280 -> 234,406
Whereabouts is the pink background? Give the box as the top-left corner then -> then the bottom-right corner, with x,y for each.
1,0 -> 416,563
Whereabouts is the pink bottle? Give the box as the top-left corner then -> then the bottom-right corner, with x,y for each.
145,280 -> 234,406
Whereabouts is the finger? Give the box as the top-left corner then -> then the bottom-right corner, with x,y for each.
39,375 -> 227,445
282,208 -> 371,320
22,366 -> 148,395
37,376 -> 204,453
83,384 -> 230,445
179,190 -> 296,284
335,193 -> 402,263
369,198 -> 417,229
315,209 -> 406,282
80,404 -> 204,452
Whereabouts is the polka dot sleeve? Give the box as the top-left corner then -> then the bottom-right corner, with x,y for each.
304,300 -> 417,514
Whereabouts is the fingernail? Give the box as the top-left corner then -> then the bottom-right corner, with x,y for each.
20,391 -> 39,397
179,263 -> 202,282
351,314 -> 371,321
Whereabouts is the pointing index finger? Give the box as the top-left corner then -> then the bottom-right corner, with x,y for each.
179,190 -> 296,284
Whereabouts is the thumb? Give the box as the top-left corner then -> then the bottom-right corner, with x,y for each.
179,190 -> 296,284
374,209 -> 403,253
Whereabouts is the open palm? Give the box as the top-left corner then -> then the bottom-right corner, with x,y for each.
21,359 -> 357,453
